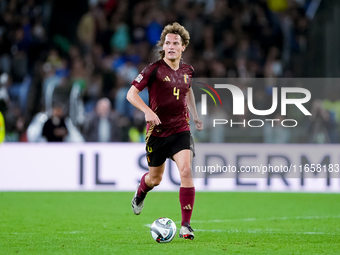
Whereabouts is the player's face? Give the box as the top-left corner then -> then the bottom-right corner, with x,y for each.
163,33 -> 185,61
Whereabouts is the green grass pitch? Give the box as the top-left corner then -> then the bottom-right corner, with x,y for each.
1,192 -> 339,254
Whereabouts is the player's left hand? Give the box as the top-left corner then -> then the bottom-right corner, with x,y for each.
193,117 -> 203,131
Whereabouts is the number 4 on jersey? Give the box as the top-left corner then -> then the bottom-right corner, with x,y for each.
173,87 -> 180,100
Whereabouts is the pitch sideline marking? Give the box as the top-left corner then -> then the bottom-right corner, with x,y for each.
193,229 -> 336,235
188,215 -> 340,224
144,225 -> 337,235
144,215 -> 340,235
145,215 -> 340,226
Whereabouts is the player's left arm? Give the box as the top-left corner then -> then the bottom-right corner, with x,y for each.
186,87 -> 203,131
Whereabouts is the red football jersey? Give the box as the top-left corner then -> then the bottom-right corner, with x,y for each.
131,59 -> 194,140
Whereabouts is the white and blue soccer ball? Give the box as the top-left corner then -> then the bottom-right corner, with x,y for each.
150,217 -> 177,243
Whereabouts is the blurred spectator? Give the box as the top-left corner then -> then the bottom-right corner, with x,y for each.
145,8 -> 164,46
322,95 -> 340,125
128,110 -> 146,142
82,97 -> 122,142
0,73 -> 10,114
264,112 -> 291,143
208,106 -> 228,143
77,6 -> 96,54
110,21 -> 130,52
309,99 -> 339,143
3,104 -> 27,142
0,110 -> 5,143
70,57 -> 87,91
42,103 -> 68,142
83,70 -> 103,113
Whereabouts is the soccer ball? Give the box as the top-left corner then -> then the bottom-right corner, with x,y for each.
150,217 -> 177,243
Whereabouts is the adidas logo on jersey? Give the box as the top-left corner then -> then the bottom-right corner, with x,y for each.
163,76 -> 171,81
183,204 -> 192,210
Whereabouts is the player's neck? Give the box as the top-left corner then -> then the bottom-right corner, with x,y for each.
163,57 -> 180,71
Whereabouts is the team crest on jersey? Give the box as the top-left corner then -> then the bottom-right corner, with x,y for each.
135,74 -> 143,83
183,74 -> 189,83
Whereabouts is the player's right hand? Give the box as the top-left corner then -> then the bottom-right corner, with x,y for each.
193,117 -> 203,131
145,110 -> 161,126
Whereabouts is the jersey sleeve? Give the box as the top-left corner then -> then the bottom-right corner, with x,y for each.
189,65 -> 195,88
131,63 -> 155,91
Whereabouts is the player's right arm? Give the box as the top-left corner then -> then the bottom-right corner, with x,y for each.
126,86 -> 161,126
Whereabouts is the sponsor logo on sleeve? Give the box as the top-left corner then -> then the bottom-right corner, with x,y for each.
135,74 -> 143,83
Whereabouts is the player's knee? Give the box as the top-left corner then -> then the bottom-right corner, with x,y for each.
179,166 -> 192,179
149,175 -> 162,187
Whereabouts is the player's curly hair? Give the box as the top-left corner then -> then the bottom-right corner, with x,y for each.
157,22 -> 190,59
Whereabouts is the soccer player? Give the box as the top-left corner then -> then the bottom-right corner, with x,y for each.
127,22 -> 203,240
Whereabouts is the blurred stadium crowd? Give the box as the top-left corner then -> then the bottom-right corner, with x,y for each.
0,0 -> 339,143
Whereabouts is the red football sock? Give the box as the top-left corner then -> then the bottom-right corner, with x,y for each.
179,187 -> 195,226
137,173 -> 153,197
